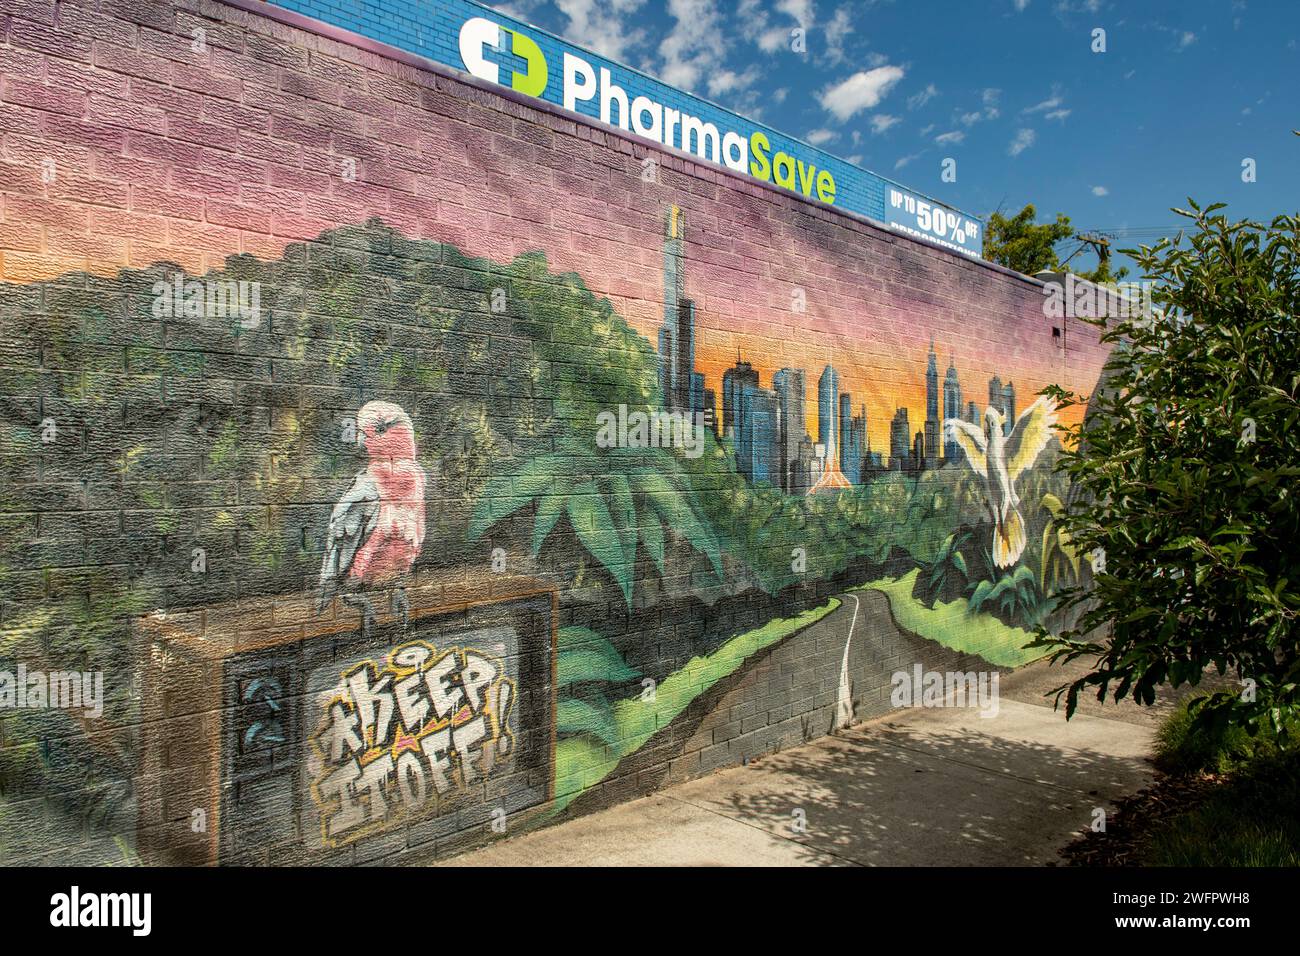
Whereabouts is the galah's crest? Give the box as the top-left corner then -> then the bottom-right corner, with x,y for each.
945,397 -> 1057,568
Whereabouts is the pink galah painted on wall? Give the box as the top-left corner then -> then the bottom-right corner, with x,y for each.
317,401 -> 428,634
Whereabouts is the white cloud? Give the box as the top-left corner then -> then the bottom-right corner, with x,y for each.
1024,93 -> 1065,114
555,0 -> 647,62
707,66 -> 761,97
778,0 -> 815,25
895,152 -> 922,170
935,130 -> 965,145
806,128 -> 837,145
1052,0 -> 1101,14
658,0 -> 724,90
1014,0 -> 1030,10
1091,185 -> 1108,196
490,1 -> 544,20
740,0 -> 817,54
959,88 -> 1002,126
756,27 -> 790,52
820,66 -> 905,121
1177,30 -> 1197,50
907,83 -> 938,110
824,5 -> 854,66
1008,128 -> 1036,156
1044,108 -> 1071,121
870,114 -> 901,134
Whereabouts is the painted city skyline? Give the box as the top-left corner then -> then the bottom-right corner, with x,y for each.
654,206 -> 1030,487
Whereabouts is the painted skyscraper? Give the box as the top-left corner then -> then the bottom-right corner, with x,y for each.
657,205 -> 709,418
943,357 -> 963,462
773,367 -> 807,494
722,356 -> 759,438
988,374 -> 1016,434
810,364 -> 852,491
924,338 -> 940,470
736,383 -> 780,485
839,395 -> 865,485
890,406 -> 911,471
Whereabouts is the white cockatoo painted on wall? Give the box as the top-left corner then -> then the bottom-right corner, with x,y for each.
945,397 -> 1058,568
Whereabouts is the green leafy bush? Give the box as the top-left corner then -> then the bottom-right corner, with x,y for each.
1154,694 -> 1292,776
1034,202 -> 1300,736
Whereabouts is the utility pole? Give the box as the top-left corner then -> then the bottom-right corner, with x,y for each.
1071,231 -> 1113,276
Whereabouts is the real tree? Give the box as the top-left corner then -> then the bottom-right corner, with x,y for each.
1035,200 -> 1300,739
983,202 -> 1127,283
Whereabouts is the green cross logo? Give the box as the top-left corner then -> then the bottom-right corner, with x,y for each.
458,16 -> 548,98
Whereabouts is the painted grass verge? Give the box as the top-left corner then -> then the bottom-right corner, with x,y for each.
853,569 -> 1044,668
551,597 -> 841,812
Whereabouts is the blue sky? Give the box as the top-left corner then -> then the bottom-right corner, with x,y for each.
491,0 -> 1299,276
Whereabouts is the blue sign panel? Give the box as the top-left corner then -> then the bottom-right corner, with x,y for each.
265,0 -> 984,258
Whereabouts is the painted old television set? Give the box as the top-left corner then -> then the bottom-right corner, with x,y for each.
134,574 -> 557,865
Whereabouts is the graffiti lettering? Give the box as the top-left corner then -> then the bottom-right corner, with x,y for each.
310,640 -> 515,845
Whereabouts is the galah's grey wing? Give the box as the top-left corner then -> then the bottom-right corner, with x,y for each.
317,470 -> 381,611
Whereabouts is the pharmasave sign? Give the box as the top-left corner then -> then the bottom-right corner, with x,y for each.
265,0 -> 983,258
460,16 -> 840,204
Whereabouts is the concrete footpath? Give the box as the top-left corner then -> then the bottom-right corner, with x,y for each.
441,658 -> 1177,867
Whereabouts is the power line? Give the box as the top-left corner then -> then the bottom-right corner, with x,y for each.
1075,225 -> 1183,237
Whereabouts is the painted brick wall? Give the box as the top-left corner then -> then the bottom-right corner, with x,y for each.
0,0 -> 1110,866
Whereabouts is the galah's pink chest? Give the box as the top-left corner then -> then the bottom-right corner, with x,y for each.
350,459 -> 427,582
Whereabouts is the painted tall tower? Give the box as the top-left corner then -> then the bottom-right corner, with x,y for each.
988,374 -> 1016,434
943,356 -> 963,462
657,205 -> 702,414
890,407 -> 911,470
722,355 -> 759,438
773,367 -> 806,494
810,364 -> 852,492
924,338 -> 939,470
818,364 -> 839,461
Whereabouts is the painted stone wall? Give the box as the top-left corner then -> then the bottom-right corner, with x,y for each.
0,0 -> 1110,865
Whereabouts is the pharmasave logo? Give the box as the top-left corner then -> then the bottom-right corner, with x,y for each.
458,16 -> 548,97
457,16 -> 838,206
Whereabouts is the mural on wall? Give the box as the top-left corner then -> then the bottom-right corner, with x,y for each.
0,198 -> 1102,863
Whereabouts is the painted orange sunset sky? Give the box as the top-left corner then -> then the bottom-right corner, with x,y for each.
3,190 -> 1096,458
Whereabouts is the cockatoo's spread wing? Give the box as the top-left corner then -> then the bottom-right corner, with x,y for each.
1004,397 -> 1058,482
944,418 -> 988,477
317,470 -> 381,611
